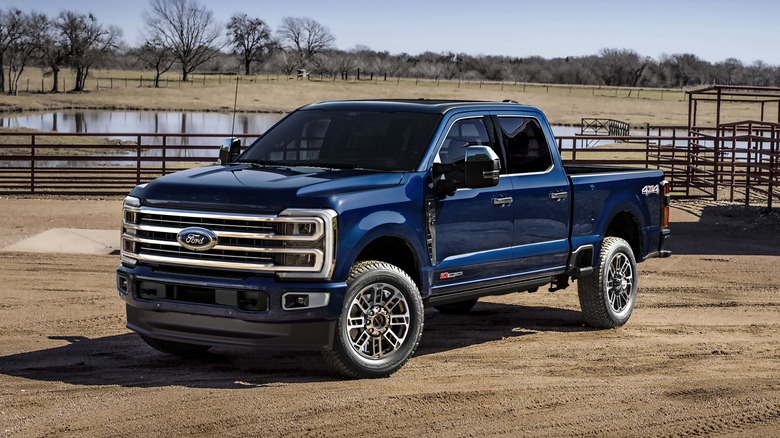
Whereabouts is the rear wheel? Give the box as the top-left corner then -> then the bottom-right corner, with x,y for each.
323,261 -> 424,379
139,334 -> 211,357
577,237 -> 638,328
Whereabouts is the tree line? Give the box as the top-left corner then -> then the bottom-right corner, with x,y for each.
2,0 -> 779,96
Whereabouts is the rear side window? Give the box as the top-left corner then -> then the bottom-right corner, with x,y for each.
498,117 -> 553,174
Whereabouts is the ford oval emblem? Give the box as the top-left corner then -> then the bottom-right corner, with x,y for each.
176,227 -> 218,251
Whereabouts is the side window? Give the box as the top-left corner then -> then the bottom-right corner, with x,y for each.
436,117 -> 494,167
499,117 -> 553,174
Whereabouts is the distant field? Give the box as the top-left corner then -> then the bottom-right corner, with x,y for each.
0,68 -> 773,127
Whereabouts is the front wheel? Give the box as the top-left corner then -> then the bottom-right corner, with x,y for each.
577,237 -> 638,328
323,261 -> 424,379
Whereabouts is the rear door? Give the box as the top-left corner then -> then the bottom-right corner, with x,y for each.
493,114 -> 571,278
431,114 -> 515,294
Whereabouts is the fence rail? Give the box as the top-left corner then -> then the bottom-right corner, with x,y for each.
0,132 -> 256,196
1,130 -> 778,209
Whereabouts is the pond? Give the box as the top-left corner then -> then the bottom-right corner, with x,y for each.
0,110 -> 284,140
0,109 -> 663,165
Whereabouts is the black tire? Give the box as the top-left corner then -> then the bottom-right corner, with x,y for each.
323,260 -> 424,379
139,334 -> 211,357
577,237 -> 638,328
434,298 -> 478,314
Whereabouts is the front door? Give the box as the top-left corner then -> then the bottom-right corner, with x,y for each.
431,115 -> 515,294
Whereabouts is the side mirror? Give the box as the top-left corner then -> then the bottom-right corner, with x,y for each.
463,146 -> 500,188
218,137 -> 241,165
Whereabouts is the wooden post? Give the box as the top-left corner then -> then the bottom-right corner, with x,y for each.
136,136 -> 142,185
30,135 -> 35,194
161,135 -> 167,175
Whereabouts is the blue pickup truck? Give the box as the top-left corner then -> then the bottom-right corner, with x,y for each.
117,100 -> 671,378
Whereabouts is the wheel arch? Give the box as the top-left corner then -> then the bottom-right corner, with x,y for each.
353,235 -> 422,289
604,210 -> 642,260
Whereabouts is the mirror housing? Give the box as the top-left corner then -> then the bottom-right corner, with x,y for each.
218,137 -> 241,165
463,146 -> 500,188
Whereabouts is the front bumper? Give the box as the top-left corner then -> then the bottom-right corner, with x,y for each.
127,305 -> 335,350
117,265 -> 347,350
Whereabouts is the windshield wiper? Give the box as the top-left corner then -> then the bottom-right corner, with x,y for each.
312,162 -> 361,170
239,159 -> 289,167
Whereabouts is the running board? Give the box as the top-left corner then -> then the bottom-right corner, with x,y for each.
426,277 -> 552,307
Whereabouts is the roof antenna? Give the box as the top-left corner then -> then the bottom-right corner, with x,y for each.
230,77 -> 240,139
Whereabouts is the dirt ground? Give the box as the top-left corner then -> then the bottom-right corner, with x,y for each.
0,197 -> 778,437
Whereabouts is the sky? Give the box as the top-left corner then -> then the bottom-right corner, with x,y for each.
9,0 -> 780,65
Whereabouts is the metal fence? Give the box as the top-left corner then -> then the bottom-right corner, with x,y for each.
1,130 -> 778,209
0,132 -> 256,196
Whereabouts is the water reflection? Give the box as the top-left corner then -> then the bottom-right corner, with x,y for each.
0,110 -> 284,144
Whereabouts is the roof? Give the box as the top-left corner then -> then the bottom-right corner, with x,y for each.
298,99 -> 536,114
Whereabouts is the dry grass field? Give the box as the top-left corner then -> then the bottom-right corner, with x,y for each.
2,68 -> 773,127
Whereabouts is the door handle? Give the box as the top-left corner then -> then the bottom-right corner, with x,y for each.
492,196 -> 513,206
549,191 -> 568,201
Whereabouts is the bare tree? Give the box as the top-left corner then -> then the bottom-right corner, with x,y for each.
135,36 -> 176,87
143,0 -> 223,82
714,58 -> 744,85
33,14 -> 68,93
658,53 -> 710,87
57,12 -> 122,92
5,11 -> 43,95
598,48 -> 650,87
0,8 -> 24,93
747,60 -> 774,86
227,13 -> 273,75
270,50 -> 299,76
277,17 -> 334,70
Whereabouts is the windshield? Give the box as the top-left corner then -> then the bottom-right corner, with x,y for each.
239,109 -> 441,171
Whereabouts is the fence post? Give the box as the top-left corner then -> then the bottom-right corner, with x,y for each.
645,124 -> 650,169
30,135 -> 36,194
161,135 -> 167,176
136,135 -> 142,185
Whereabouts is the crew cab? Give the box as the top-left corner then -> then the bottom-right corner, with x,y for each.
117,100 -> 671,378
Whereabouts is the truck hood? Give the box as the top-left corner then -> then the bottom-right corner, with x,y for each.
136,164 -> 405,213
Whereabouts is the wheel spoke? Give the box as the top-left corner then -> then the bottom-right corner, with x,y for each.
383,329 -> 402,349
371,336 -> 383,358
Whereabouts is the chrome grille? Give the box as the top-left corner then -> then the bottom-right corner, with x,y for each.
121,201 -> 336,278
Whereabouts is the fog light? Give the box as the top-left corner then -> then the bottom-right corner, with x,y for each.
284,294 -> 309,309
282,292 -> 330,310
116,275 -> 128,296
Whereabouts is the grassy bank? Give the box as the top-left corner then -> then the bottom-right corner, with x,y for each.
0,69 -> 771,126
